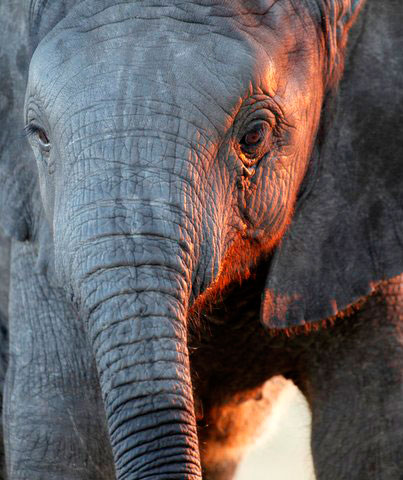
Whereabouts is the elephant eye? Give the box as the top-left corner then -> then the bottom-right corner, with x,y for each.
37,129 -> 50,146
25,124 -> 51,152
243,129 -> 262,147
239,122 -> 270,160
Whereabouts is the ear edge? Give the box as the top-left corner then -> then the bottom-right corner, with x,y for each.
323,0 -> 367,89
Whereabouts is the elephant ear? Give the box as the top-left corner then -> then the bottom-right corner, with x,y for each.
261,0 -> 403,329
0,0 -> 38,241
321,0 -> 366,89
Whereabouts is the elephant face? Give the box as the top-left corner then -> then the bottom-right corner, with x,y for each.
25,0 -> 325,298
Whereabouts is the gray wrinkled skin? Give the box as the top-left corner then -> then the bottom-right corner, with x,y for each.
0,233 -> 9,479
0,1 -> 402,479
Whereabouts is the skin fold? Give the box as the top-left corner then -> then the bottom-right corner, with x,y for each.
0,0 -> 402,479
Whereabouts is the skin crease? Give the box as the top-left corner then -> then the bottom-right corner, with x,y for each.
0,1 -> 402,480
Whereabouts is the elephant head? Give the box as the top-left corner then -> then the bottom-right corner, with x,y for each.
1,0 -> 402,478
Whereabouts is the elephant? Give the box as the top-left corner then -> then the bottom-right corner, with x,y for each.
0,0 -> 402,479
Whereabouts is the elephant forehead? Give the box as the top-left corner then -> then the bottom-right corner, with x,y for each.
27,0 -> 310,129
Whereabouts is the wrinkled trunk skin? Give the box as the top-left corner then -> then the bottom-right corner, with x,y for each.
88,271 -> 200,479
48,51 -> 207,474
60,197 -> 202,478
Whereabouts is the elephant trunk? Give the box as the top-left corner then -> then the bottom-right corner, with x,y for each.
65,220 -> 201,478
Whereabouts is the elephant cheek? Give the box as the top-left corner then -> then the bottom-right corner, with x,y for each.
238,160 -> 296,246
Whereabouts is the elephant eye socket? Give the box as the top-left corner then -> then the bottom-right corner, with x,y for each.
239,122 -> 271,161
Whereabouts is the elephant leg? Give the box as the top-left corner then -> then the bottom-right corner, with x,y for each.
199,376 -> 287,480
3,242 -> 114,480
298,274 -> 403,480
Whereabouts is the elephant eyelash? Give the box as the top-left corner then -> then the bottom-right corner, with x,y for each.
23,123 -> 51,148
23,123 -> 46,138
23,124 -> 38,138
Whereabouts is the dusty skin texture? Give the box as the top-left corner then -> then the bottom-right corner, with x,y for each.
0,0 -> 402,479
